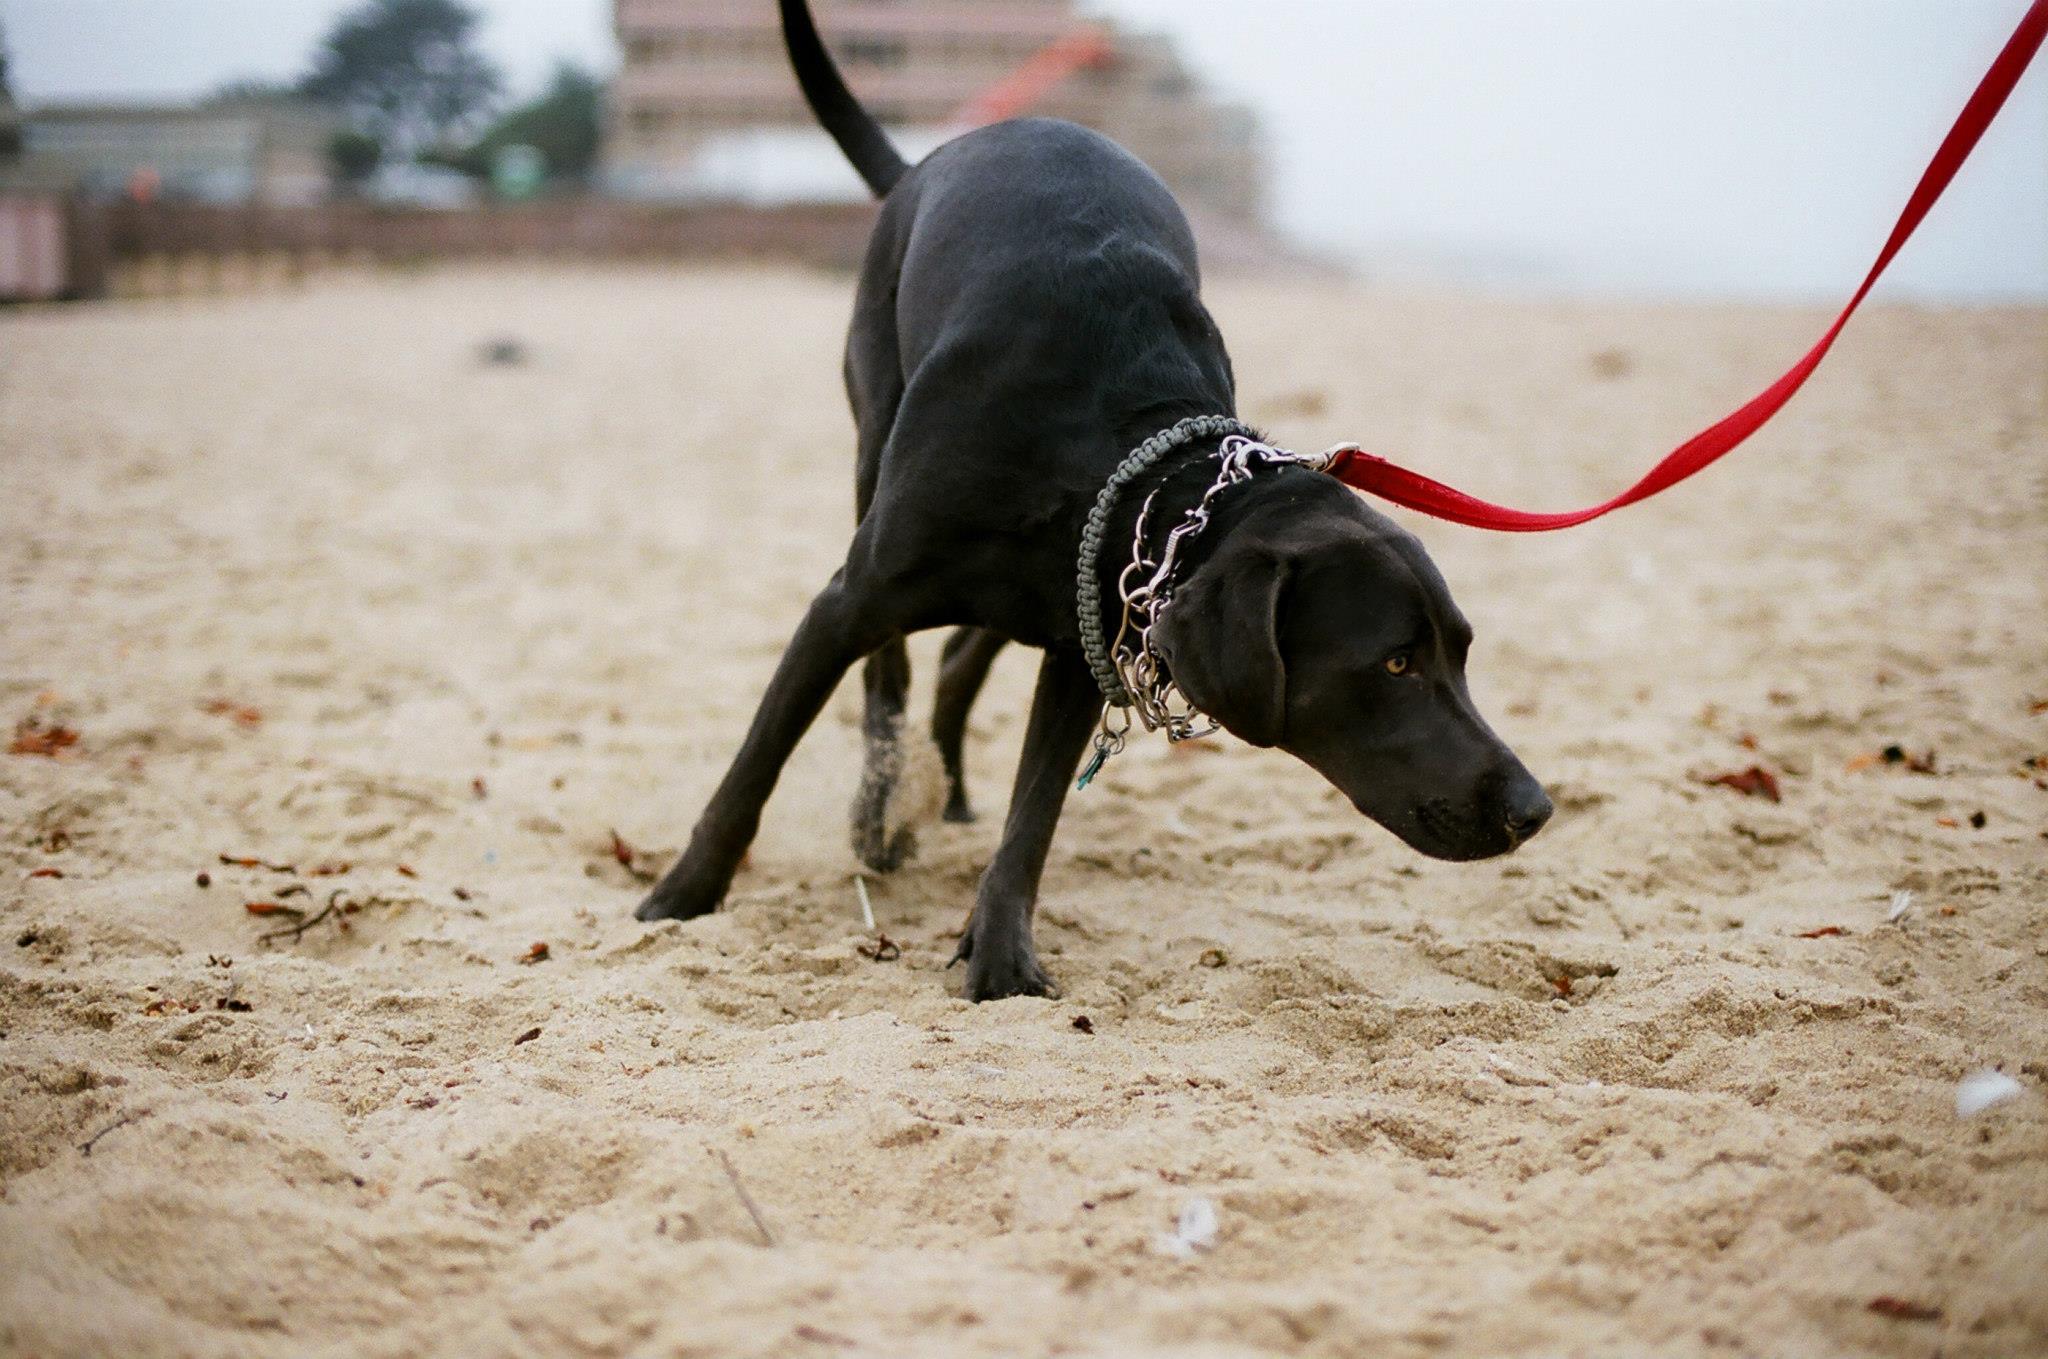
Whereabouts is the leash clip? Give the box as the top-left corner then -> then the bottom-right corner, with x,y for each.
1308,441 -> 1364,473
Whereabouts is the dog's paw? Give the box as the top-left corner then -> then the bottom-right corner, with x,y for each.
633,876 -> 721,922
851,820 -> 916,875
958,939 -> 1057,1003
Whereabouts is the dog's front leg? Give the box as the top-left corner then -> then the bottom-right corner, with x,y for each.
953,648 -> 1098,1001
638,572 -> 887,922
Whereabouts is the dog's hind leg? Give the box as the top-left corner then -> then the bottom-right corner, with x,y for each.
637,572 -> 891,922
842,267 -> 918,872
850,634 -> 916,872
952,648 -> 1097,1001
930,626 -> 1008,823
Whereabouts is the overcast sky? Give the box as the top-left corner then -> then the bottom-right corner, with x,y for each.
4,0 -> 2043,297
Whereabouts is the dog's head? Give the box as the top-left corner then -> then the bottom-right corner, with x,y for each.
1151,478 -> 1550,861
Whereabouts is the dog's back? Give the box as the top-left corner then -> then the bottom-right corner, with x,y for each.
883,119 -> 1206,369
874,119 -> 1225,434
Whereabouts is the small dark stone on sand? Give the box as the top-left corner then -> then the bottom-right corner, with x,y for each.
478,337 -> 528,366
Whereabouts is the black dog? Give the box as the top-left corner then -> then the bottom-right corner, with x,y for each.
635,0 -> 1553,1001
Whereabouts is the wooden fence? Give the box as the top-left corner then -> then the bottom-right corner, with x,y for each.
8,197 -> 885,299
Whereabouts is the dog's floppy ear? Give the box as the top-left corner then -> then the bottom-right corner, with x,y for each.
1152,543 -> 1288,748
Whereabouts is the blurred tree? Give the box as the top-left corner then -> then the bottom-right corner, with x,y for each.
298,0 -> 501,158
328,129 -> 384,187
0,20 -> 20,159
438,64 -> 604,188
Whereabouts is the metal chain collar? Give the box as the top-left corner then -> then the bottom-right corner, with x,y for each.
1076,430 -> 1348,789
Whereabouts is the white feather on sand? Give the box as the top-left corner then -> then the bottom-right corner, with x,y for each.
1956,1069 -> 2023,1118
1156,1197 -> 1219,1260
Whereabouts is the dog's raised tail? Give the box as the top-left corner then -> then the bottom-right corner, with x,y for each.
780,0 -> 909,197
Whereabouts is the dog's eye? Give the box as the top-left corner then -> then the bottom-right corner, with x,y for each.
1384,652 -> 1412,677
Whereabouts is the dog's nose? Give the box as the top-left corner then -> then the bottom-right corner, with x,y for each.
1502,777 -> 1553,847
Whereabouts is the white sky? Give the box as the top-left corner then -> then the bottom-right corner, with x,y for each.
4,0 -> 2044,297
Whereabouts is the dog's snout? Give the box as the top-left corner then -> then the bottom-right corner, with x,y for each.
1502,773 -> 1553,846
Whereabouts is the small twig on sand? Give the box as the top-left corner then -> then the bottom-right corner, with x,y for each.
219,853 -> 298,874
261,896 -> 340,944
713,1148 -> 775,1247
258,888 -> 361,945
80,1108 -> 150,1157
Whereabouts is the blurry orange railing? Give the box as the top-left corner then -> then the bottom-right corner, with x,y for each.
951,27 -> 1115,128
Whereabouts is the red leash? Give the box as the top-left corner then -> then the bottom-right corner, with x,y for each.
1324,0 -> 2047,531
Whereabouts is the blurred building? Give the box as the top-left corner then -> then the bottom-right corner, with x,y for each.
608,0 -> 1266,219
0,99 -> 338,204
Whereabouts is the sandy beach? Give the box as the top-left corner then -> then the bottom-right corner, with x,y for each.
1,265 -> 2044,1358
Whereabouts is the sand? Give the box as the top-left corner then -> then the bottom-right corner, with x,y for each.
1,266 -> 2044,1358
